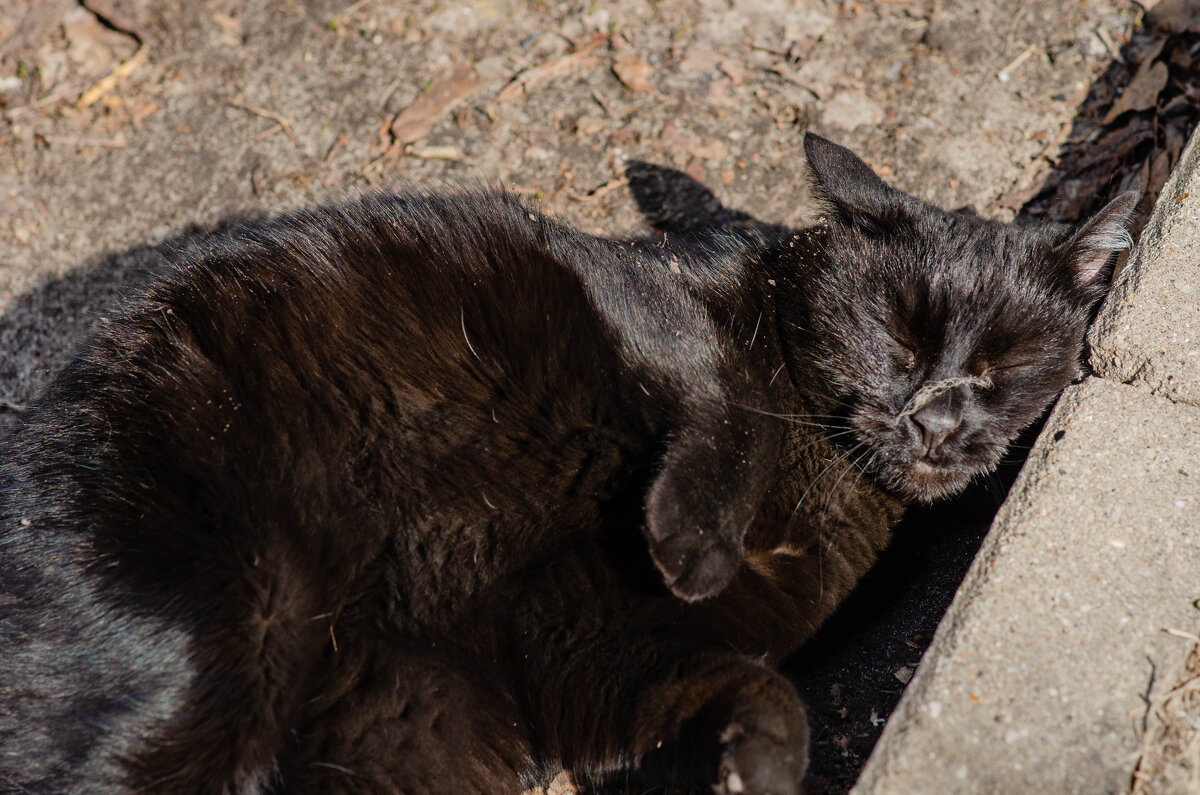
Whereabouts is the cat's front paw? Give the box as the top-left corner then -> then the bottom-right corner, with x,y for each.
713,716 -> 805,795
645,525 -> 741,603
631,694 -> 808,795
643,407 -> 778,602
644,464 -> 744,601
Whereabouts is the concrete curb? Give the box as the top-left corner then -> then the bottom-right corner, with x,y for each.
854,131 -> 1200,794
1090,130 -> 1200,409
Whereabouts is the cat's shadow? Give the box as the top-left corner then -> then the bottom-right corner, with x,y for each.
0,214 -> 261,435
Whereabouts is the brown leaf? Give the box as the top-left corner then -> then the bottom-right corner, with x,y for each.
391,64 -> 482,145
1148,0 -> 1200,34
498,34 -> 607,102
1102,48 -> 1168,124
1148,147 -> 1174,201
1092,116 -> 1156,163
613,53 -> 653,92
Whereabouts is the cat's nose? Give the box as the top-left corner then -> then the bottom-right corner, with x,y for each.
911,401 -> 962,456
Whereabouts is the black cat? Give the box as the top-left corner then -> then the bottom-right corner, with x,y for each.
0,134 -> 1132,793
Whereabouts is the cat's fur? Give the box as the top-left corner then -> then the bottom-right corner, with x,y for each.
0,134 -> 1133,793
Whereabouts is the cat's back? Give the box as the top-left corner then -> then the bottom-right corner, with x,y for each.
6,190 -> 660,603
0,191 -> 679,788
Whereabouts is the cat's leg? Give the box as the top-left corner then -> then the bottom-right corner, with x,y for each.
513,553 -> 808,795
276,640 -> 533,795
643,400 -> 781,603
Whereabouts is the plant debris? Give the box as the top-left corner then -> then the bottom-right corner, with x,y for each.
1130,635 -> 1200,794
391,63 -> 482,145
612,53 -> 653,92
497,34 -> 607,103
1021,9 -> 1200,235
78,45 -> 147,109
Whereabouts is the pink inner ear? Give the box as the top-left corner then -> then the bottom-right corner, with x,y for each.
1073,245 -> 1120,290
1069,192 -> 1137,289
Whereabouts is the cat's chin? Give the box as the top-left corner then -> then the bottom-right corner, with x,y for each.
890,460 -> 973,504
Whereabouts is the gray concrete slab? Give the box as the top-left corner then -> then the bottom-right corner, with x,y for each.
854,378 -> 1200,794
1090,130 -> 1200,407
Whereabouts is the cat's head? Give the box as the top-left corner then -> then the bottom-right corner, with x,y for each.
783,133 -> 1135,503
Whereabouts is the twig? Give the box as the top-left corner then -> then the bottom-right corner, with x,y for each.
1164,628 -> 1200,644
41,134 -> 127,148
377,76 -> 403,108
746,39 -> 789,57
997,45 -> 1038,82
1005,0 -> 1034,56
568,176 -> 628,202
78,44 -> 149,108
324,135 -> 347,164
1096,25 -> 1122,62
228,98 -> 299,142
254,124 -> 285,141
764,66 -> 821,99
405,144 -> 462,161
338,0 -> 374,21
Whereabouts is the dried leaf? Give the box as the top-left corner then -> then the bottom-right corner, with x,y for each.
1102,54 -> 1168,124
498,34 -> 607,103
1148,147 -> 1174,200
1092,115 -> 1156,162
391,64 -> 481,145
1148,0 -> 1200,34
612,53 -> 653,92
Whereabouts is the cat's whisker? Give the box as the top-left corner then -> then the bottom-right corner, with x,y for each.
747,311 -> 762,351
785,429 -> 862,458
982,471 -> 1007,506
730,402 -> 855,432
309,761 -> 362,778
797,441 -> 867,515
821,443 -> 874,514
460,307 -> 481,361
842,448 -> 880,509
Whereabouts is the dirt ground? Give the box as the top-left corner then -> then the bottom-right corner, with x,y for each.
0,0 -> 1166,791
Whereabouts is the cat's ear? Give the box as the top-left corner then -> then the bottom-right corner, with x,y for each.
1060,191 -> 1138,296
803,132 -> 902,219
